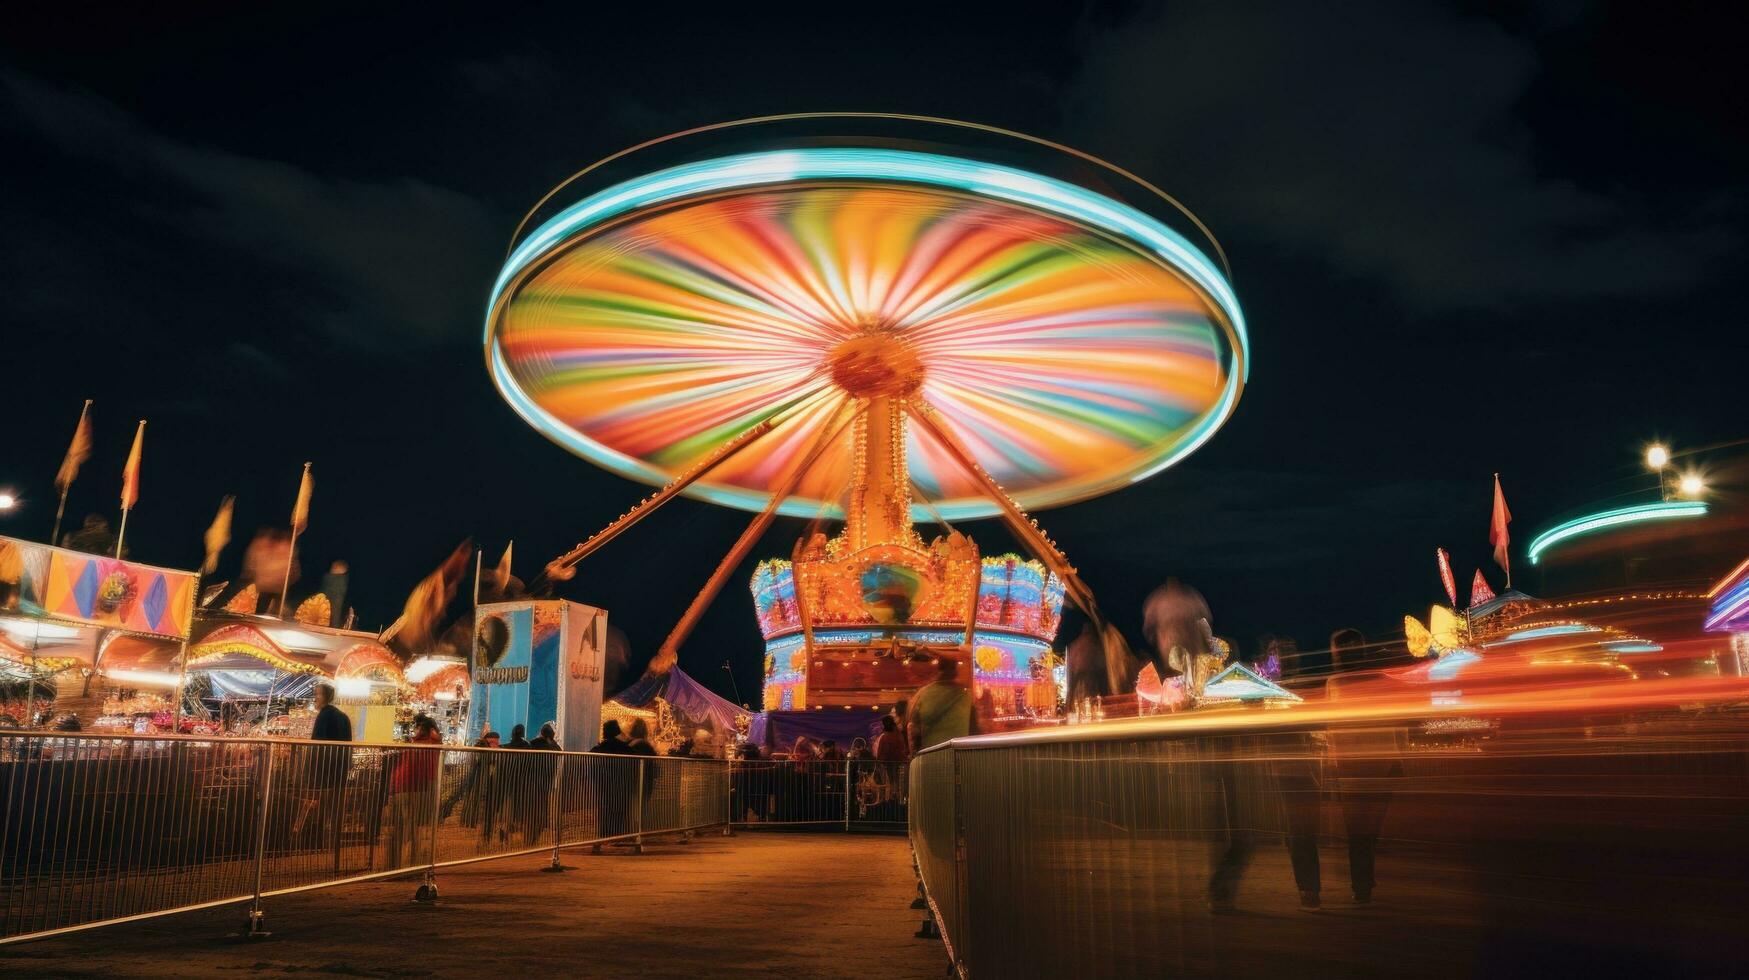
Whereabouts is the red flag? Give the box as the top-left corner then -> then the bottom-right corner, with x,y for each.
1435,548 -> 1457,606
1489,474 -> 1512,575
120,421 -> 146,511
56,400 -> 94,492
1470,570 -> 1496,607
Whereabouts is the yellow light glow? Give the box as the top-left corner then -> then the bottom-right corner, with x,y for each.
1678,472 -> 1706,498
1645,444 -> 1670,469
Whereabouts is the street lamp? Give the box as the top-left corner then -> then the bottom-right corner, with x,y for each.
1645,444 -> 1672,501
1678,472 -> 1706,499
0,492 -> 17,512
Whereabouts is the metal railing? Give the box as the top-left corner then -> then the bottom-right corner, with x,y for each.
0,733 -> 728,944
909,709 -> 1749,977
728,759 -> 907,831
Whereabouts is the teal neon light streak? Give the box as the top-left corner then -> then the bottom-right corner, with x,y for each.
1526,502 -> 1708,565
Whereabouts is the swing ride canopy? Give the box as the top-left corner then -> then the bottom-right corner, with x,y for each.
485,117 -> 1249,520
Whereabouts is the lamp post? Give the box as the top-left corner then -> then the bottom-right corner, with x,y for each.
1645,444 -> 1671,501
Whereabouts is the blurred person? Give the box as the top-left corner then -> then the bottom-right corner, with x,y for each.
846,737 -> 872,761
873,714 -> 909,761
1145,579 -> 1212,695
626,718 -> 657,756
306,681 -> 351,859
590,720 -> 631,755
625,718 -> 660,834
240,528 -> 299,616
310,681 -> 351,742
733,740 -> 770,822
447,729 -> 501,844
61,514 -> 118,557
1205,728 -> 1324,913
1326,627 -> 1400,903
818,739 -> 844,761
521,723 -> 560,842
383,715 -> 442,869
909,657 -> 975,752
588,720 -> 634,843
505,723 -> 530,749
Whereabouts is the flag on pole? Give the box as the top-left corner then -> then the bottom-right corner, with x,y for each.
1489,474 -> 1512,576
290,462 -> 313,535
492,541 -> 513,594
1436,548 -> 1457,607
56,400 -> 94,492
203,496 -> 235,575
1470,570 -> 1496,607
120,421 -> 146,511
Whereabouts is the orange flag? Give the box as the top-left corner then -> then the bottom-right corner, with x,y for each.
1489,474 -> 1512,576
120,421 -> 146,511
56,400 -> 93,492
492,541 -> 513,594
290,462 -> 313,535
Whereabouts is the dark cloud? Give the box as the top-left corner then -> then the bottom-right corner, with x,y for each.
1067,2 -> 1739,310
1,70 -> 504,344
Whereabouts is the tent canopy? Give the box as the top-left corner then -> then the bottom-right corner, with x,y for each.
608,666 -> 746,733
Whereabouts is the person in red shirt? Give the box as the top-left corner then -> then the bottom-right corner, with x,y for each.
384,716 -> 443,868
873,714 -> 909,762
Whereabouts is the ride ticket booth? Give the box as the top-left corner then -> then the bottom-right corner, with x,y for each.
467,600 -> 607,751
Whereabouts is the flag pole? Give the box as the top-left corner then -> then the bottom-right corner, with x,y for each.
51,399 -> 93,546
279,462 -> 311,618
113,510 -> 129,559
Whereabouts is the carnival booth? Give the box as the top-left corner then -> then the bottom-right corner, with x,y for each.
0,535 -> 197,729
406,656 -> 470,742
1706,558 -> 1749,675
467,600 -> 607,751
178,611 -> 402,739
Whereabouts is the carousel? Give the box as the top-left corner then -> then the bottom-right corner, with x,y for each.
483,115 -> 1249,738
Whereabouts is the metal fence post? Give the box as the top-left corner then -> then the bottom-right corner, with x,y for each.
723,759 -> 736,835
633,758 -> 645,854
543,753 -> 567,872
244,743 -> 277,938
414,747 -> 440,903
843,759 -> 853,832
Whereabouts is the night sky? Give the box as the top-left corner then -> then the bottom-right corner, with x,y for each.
3,2 -> 1744,702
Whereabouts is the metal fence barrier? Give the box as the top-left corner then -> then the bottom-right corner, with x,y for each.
909,711 -> 1749,978
0,733 -> 729,944
728,759 -> 907,831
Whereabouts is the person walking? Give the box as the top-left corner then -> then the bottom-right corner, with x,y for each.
310,682 -> 351,742
521,723 -> 560,842
383,716 -> 442,869
909,657 -> 976,752
1326,628 -> 1400,904
873,714 -> 909,761
307,682 -> 352,860
588,720 -> 634,842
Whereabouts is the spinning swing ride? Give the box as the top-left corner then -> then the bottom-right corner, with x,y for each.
485,115 -> 1248,718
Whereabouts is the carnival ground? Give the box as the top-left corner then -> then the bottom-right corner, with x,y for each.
4,834 -> 940,978
6,823 -> 1741,976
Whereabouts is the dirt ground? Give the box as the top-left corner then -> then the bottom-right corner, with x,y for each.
2,832 -> 946,979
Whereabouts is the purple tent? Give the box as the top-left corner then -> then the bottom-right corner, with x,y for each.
607,666 -> 747,732
749,707 -> 887,753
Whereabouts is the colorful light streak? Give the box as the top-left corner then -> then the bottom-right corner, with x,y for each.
1525,501 -> 1709,565
486,148 -> 1246,520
